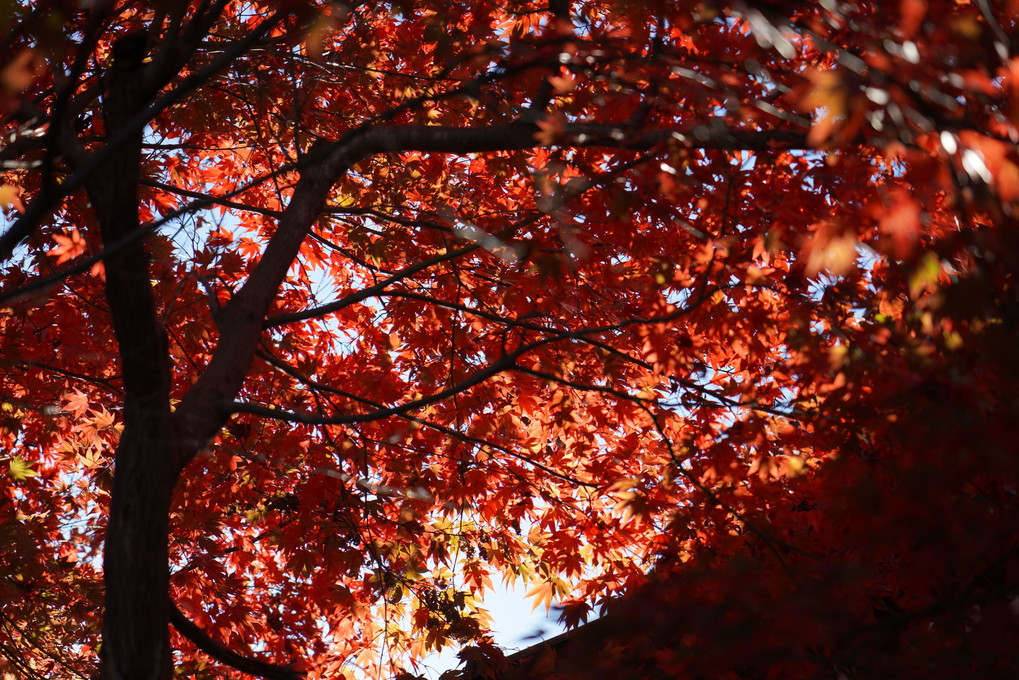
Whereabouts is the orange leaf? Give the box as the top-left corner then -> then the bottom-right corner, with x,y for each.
0,184 -> 24,213
1,50 -> 40,94
48,228 -> 87,265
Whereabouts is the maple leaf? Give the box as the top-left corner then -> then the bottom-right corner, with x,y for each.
878,192 -> 921,258
8,456 -> 37,480
803,221 -> 858,277
554,599 -> 591,629
547,73 -> 577,95
534,116 -> 565,145
47,228 -> 87,265
61,391 -> 90,419
526,581 -> 556,615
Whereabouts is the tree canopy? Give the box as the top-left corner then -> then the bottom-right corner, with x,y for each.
1,1 -> 1018,679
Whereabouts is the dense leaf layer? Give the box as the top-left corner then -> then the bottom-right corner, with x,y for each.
1,1 -> 1018,678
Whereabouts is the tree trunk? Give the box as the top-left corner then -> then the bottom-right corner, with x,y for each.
100,430 -> 176,680
90,32 -> 179,680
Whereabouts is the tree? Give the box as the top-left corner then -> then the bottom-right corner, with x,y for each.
1,0 -> 1018,678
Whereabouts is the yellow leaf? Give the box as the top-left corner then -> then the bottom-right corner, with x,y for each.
1,50 -> 40,93
782,455 -> 807,478
304,14 -> 336,59
829,344 -> 849,370
548,73 -> 577,95
803,69 -> 848,146
0,184 -> 24,213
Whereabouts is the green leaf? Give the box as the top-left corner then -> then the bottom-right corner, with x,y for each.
9,456 -> 38,481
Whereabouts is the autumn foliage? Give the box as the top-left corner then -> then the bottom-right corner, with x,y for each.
1,1 -> 1018,679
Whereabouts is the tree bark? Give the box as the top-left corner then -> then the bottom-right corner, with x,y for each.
101,434 -> 176,680
90,32 -> 177,680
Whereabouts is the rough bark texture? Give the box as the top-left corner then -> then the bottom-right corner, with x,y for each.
90,33 -> 177,680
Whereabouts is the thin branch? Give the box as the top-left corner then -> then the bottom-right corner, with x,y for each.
0,8 -> 287,260
228,340 -> 533,426
255,347 -> 597,489
141,178 -> 284,219
3,358 -> 122,395
265,243 -> 478,327
0,611 -> 91,680
269,150 -> 661,328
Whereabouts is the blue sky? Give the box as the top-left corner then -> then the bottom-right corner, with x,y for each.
419,581 -> 567,678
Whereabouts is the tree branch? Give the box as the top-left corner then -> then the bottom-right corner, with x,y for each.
255,345 -> 598,489
228,343 -> 528,426
264,243 -> 479,328
173,119 -> 808,468
266,149 -> 660,329
0,9 -> 286,261
169,603 -> 304,680
140,178 -> 284,219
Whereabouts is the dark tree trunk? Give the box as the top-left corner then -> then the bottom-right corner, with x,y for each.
89,32 -> 178,680
101,432 -> 176,680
